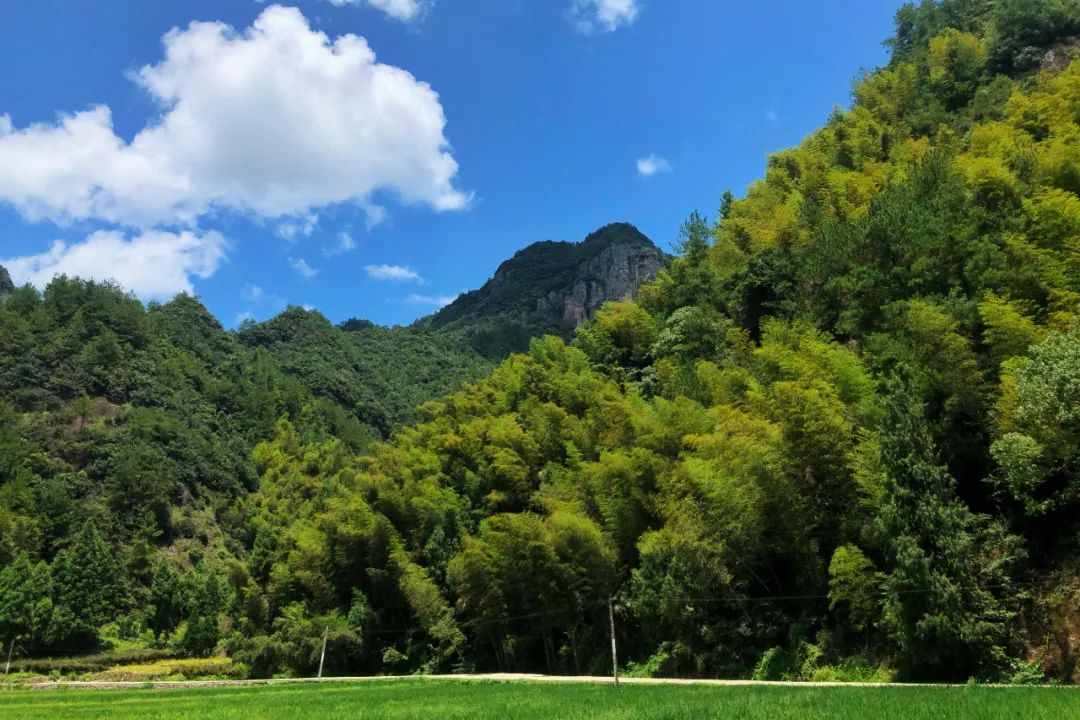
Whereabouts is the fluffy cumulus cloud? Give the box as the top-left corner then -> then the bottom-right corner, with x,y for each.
1,230 -> 226,299
365,263 -> 423,282
569,0 -> 640,34
636,154 -> 670,177
0,4 -> 469,228
327,0 -> 432,22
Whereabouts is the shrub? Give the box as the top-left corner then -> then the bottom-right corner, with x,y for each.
93,657 -> 240,682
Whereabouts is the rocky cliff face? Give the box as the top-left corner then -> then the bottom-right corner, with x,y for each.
536,231 -> 667,327
0,265 -> 13,299
421,222 -> 668,357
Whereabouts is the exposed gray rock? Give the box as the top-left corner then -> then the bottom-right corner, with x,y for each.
0,265 -> 13,299
1041,41 -> 1080,72
420,222 -> 669,357
537,235 -> 667,327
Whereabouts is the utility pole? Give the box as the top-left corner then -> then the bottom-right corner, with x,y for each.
608,597 -> 619,688
4,639 -> 12,678
317,627 -> 328,679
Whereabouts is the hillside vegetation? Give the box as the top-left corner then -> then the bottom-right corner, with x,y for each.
3,0 -> 1080,685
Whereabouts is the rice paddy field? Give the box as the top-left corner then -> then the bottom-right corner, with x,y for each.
1,678 -> 1078,720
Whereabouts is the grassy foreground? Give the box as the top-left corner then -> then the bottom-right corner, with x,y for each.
1,679 -> 1079,720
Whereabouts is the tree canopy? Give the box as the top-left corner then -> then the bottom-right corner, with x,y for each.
2,0 -> 1079,684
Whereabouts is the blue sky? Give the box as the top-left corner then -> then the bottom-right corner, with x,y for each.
0,0 -> 902,327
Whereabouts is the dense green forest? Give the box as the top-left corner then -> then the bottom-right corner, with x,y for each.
3,0 -> 1080,685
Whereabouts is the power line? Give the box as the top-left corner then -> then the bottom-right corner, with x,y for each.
5,581 -> 1050,672
313,578 -> 1052,639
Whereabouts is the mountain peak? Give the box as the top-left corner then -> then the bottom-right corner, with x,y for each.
422,222 -> 667,357
582,221 -> 655,247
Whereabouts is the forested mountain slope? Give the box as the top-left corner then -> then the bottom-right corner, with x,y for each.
2,0 -> 1080,686
0,223 -> 664,666
235,309 -> 492,438
234,223 -> 666,430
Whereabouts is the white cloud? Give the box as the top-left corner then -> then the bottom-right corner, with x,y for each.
766,109 -> 779,123
327,0 -> 431,22
276,213 -> 318,244
241,283 -> 285,307
0,5 -> 469,227
1,229 -> 226,299
361,202 -> 388,230
569,0 -> 640,34
323,231 -> 357,257
405,292 -> 456,307
636,154 -> 670,177
366,263 -> 422,282
241,283 -> 266,303
289,257 -> 318,279
237,282 -> 287,324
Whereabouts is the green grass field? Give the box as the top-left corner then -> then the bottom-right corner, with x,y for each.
1,679 -> 1079,719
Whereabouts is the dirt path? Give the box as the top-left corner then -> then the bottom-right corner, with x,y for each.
7,673 -> 1054,691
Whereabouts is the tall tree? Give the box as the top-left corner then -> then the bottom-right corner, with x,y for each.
51,521 -> 127,638
874,372 -> 1012,680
